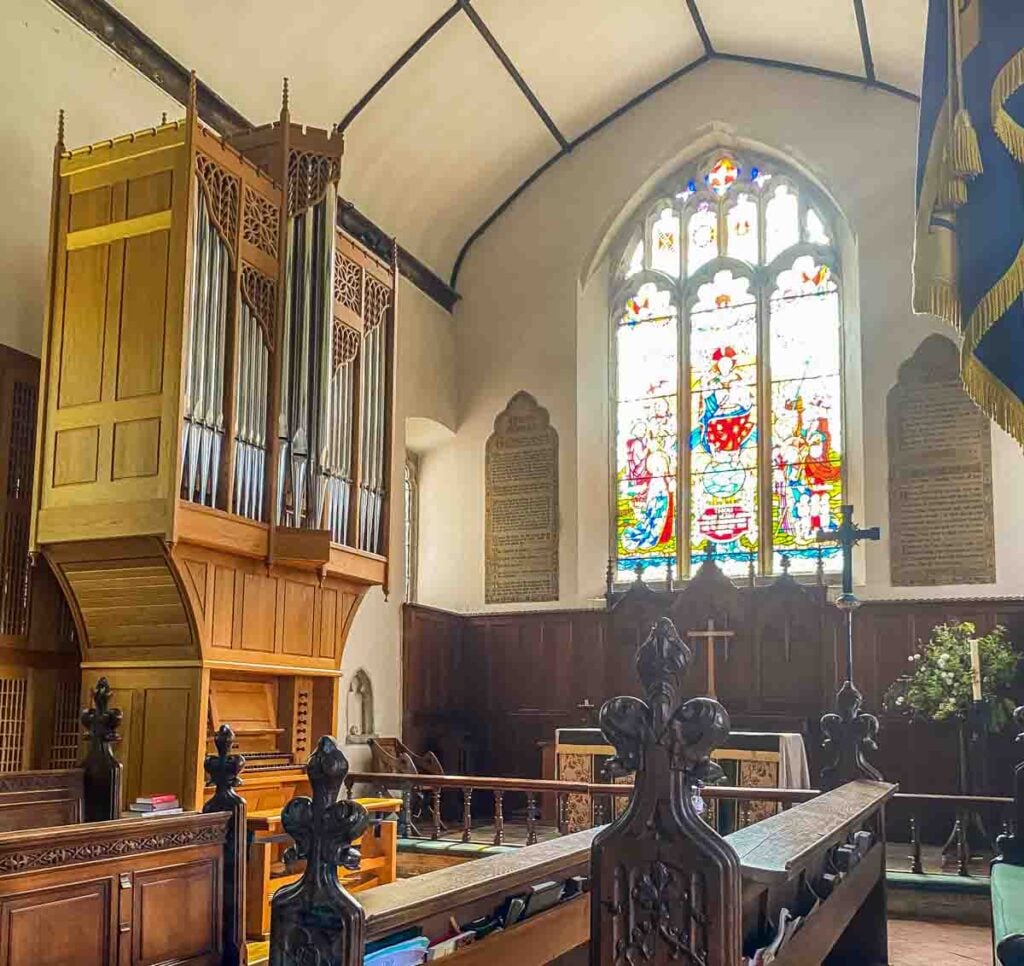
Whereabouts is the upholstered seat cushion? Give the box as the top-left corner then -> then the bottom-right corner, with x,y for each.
396,838 -> 519,857
992,862 -> 1024,965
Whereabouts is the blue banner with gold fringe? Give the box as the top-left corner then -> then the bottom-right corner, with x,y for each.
914,0 -> 1024,443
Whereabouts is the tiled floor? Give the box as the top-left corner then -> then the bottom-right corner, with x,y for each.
889,918 -> 992,964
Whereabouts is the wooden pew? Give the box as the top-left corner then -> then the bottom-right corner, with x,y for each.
261,618 -> 896,965
0,677 -> 122,832
0,810 -> 230,965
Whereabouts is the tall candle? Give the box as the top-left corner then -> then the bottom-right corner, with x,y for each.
969,638 -> 983,701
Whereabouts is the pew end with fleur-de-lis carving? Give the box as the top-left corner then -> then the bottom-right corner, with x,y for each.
203,723 -> 247,966
590,617 -> 742,966
269,735 -> 370,966
79,676 -> 123,822
819,679 -> 883,792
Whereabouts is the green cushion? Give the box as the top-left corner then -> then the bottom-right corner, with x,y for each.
397,838 -> 521,857
993,863 -> 1024,944
887,871 -> 990,896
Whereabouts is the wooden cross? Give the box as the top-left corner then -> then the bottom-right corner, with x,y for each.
815,504 -> 880,596
686,618 -> 735,698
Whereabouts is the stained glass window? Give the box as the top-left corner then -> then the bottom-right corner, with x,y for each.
612,151 -> 843,582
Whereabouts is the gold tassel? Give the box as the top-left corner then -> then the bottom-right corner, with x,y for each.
962,353 -> 1024,447
937,159 -> 968,209
991,48 -> 1024,163
951,108 -> 983,178
923,280 -> 962,330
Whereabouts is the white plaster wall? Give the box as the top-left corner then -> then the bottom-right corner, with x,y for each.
0,0 -> 180,355
340,278 -> 456,766
418,58 -> 1024,612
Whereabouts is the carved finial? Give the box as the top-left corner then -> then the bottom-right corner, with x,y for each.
816,546 -> 825,587
819,680 -> 882,791
81,677 -> 121,744
206,724 -> 245,792
747,554 -> 756,588
80,677 -> 123,822
703,540 -> 716,564
56,109 -> 65,149
161,111 -> 167,125
187,70 -> 198,117
281,77 -> 290,117
780,554 -> 791,576
271,737 -> 369,961
666,557 -> 675,593
605,557 -> 615,603
633,560 -> 645,584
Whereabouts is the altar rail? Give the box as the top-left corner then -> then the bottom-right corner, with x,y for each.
347,771 -> 1012,876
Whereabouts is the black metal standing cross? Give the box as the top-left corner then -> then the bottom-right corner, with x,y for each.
815,504 -> 880,596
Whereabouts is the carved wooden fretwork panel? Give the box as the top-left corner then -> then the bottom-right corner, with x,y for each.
48,678 -> 82,769
332,321 -> 360,373
196,153 -> 240,256
334,252 -> 363,314
288,150 -> 339,217
364,276 -> 391,332
242,186 -> 279,259
241,264 -> 277,349
0,677 -> 26,773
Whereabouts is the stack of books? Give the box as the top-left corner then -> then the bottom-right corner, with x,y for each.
128,794 -> 182,817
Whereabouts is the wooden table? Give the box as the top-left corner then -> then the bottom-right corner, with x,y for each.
246,796 -> 401,940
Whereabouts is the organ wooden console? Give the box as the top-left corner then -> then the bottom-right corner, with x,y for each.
30,76 -> 397,810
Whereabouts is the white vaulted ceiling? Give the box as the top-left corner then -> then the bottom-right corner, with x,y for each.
70,0 -> 927,286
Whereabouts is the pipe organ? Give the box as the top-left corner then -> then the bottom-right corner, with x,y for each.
30,79 -> 397,810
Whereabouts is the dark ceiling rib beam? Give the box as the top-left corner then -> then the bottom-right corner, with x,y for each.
684,0 -> 715,55
46,0 -> 458,311
458,0 -> 569,151
851,0 -> 877,83
714,52 -> 914,101
50,0 -> 250,135
337,2 -> 461,132
450,53 -> 919,287
450,54 -> 712,287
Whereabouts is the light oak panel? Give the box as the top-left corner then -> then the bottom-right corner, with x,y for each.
241,573 -> 276,653
116,227 -> 169,401
52,426 -> 99,486
67,185 -> 113,231
111,417 -> 160,480
58,247 -> 108,409
282,581 -> 315,657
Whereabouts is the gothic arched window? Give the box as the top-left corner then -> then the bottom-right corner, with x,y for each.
612,151 -> 844,582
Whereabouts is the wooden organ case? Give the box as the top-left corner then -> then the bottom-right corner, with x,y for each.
30,81 -> 397,810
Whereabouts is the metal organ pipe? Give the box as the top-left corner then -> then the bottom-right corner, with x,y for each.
233,298 -> 269,522
182,189 -> 229,508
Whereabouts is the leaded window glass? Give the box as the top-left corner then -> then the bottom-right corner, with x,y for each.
612,151 -> 843,581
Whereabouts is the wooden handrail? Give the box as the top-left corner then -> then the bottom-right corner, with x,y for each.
349,771 -> 1013,809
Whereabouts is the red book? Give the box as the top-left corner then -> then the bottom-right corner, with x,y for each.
135,794 -> 177,805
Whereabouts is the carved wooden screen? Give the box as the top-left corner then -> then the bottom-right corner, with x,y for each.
0,348 -> 39,639
48,677 -> 82,769
0,676 -> 27,772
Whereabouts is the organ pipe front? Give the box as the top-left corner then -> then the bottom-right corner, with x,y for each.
30,78 -> 398,809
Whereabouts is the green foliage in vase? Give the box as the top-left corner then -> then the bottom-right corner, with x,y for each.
883,622 -> 1018,730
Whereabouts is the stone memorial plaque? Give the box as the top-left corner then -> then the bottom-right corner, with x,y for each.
888,335 -> 995,585
485,391 -> 559,603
